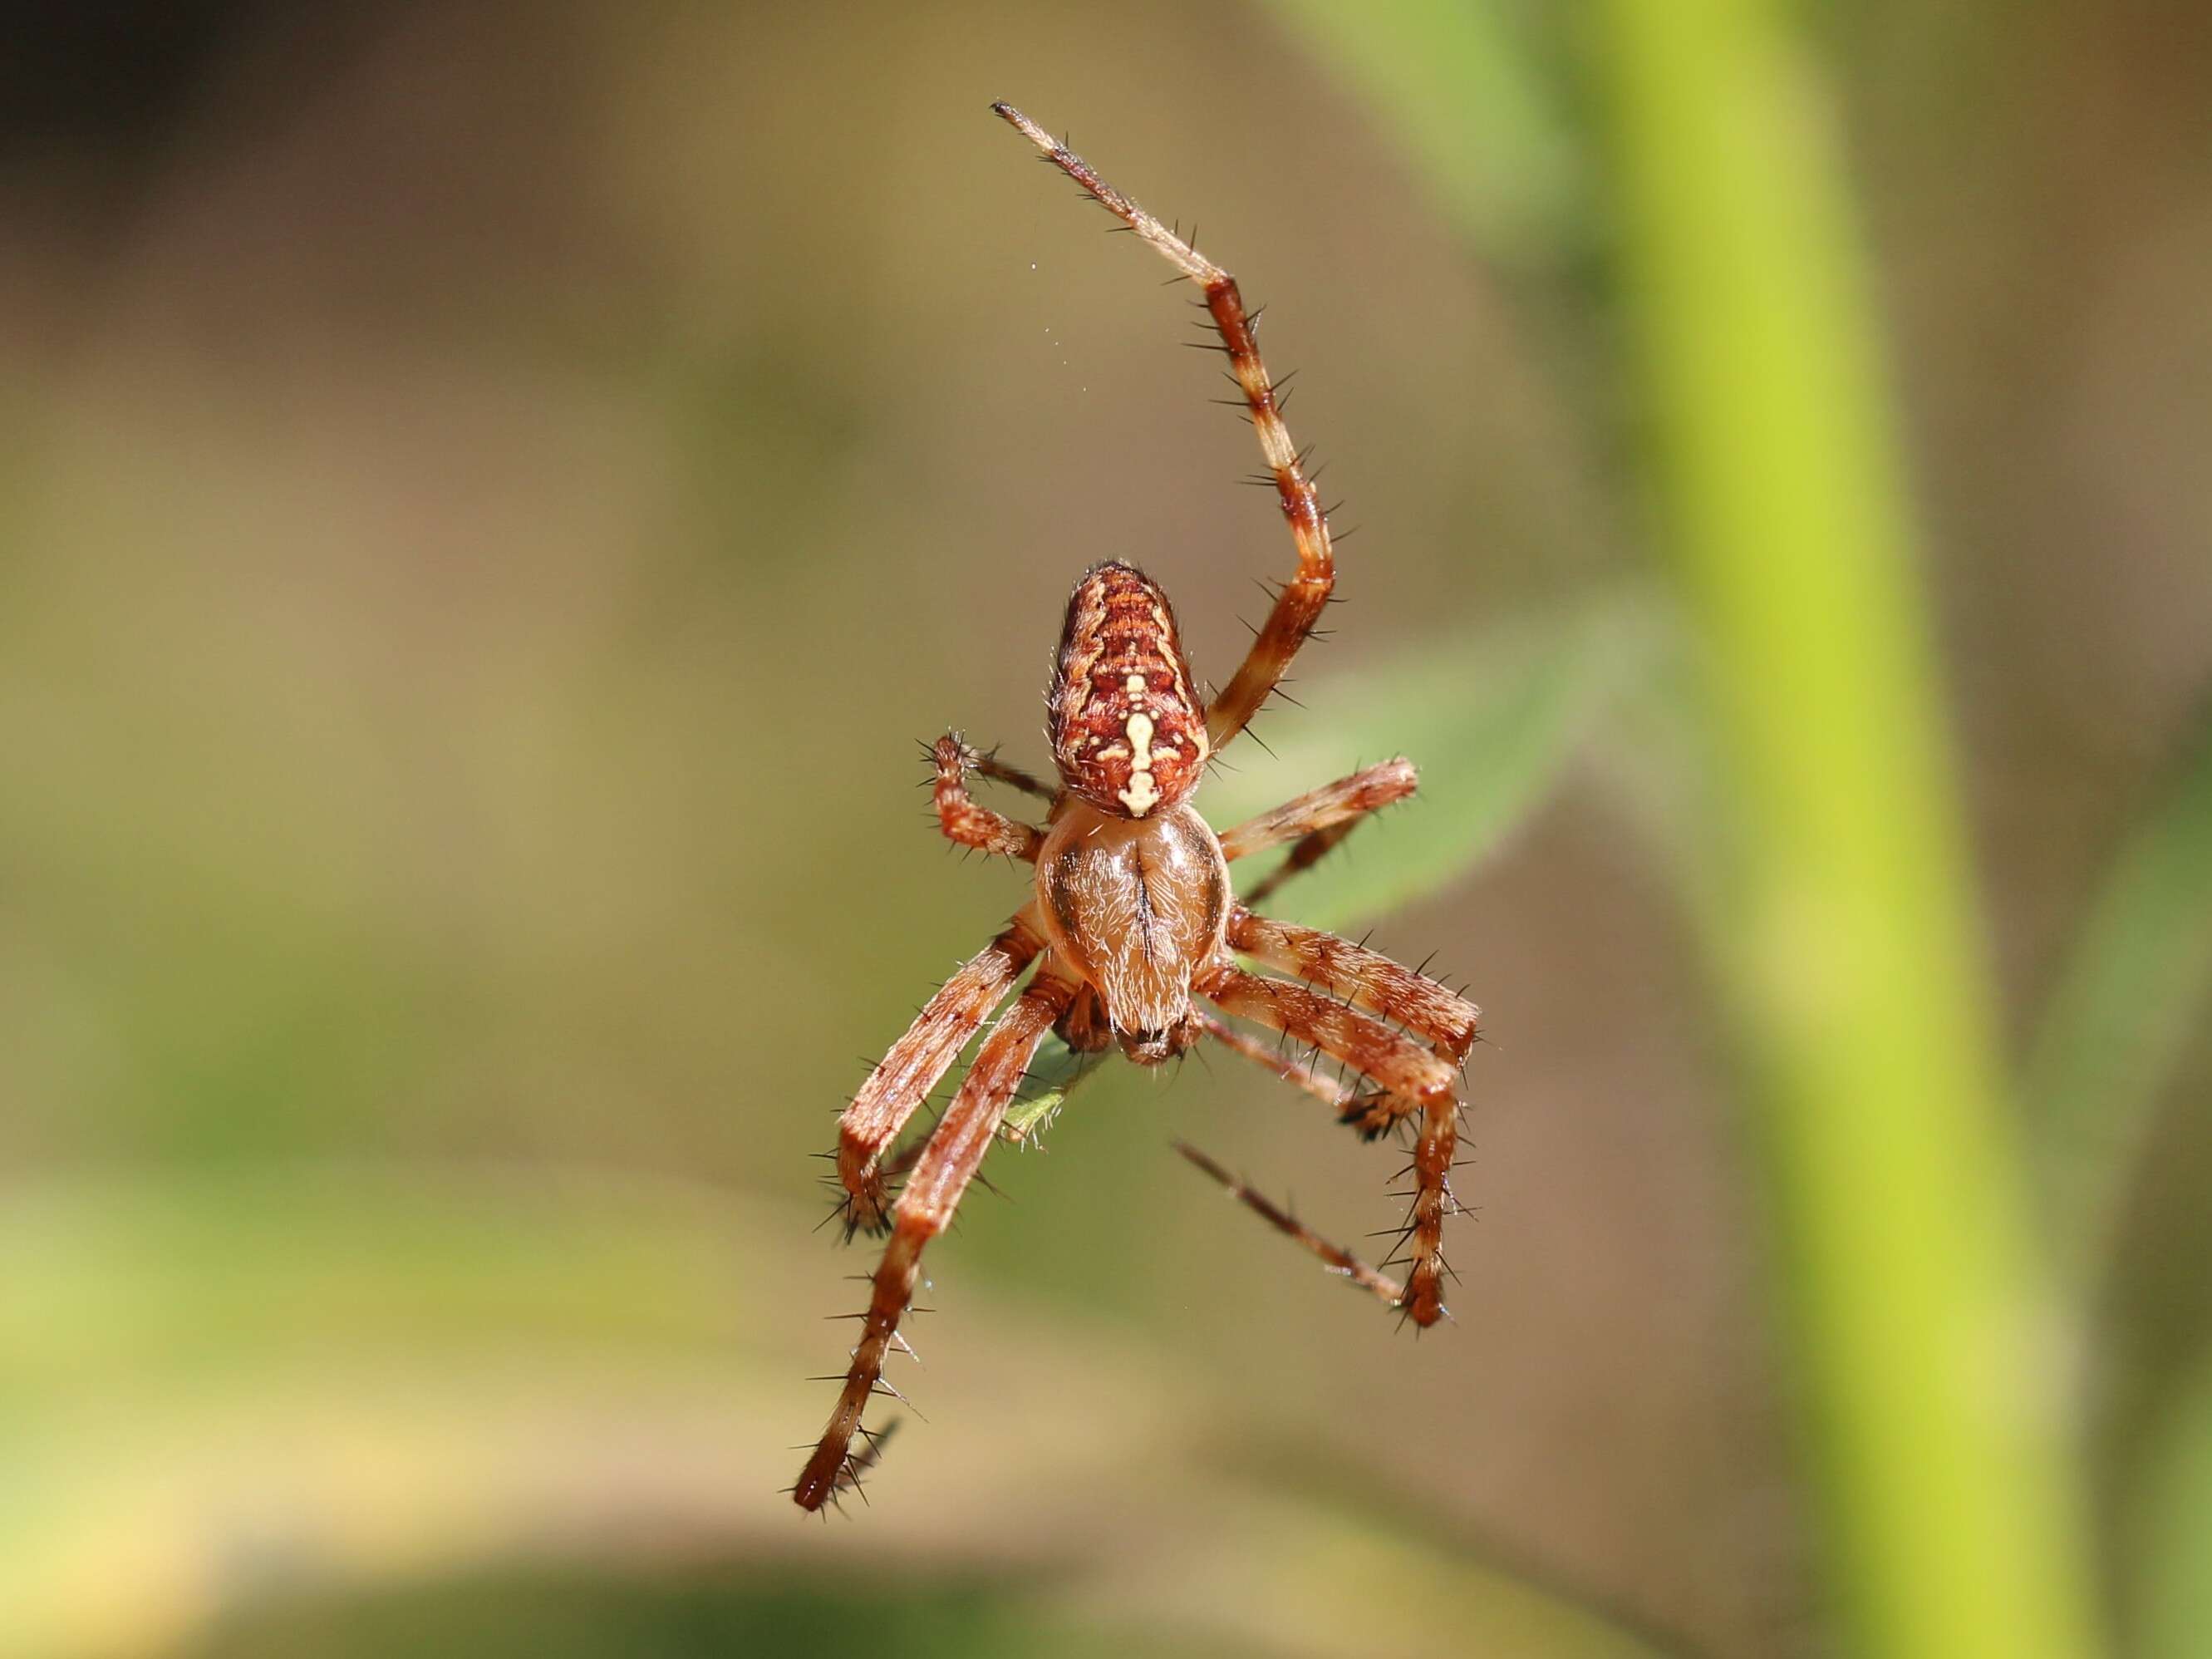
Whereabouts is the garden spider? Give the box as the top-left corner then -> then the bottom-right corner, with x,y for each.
791,103 -> 1480,1513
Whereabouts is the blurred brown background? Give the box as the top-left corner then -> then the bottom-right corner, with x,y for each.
2,3 -> 2207,1657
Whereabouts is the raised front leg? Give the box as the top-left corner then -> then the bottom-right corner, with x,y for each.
993,104 -> 1335,754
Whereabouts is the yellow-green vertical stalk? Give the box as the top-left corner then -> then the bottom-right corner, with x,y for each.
1598,4 -> 2104,1657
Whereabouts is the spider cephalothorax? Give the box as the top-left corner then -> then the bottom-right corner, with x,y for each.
792,104 -> 1480,1514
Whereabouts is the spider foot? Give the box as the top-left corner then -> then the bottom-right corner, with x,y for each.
1393,1278 -> 1448,1329
819,1180 -> 895,1243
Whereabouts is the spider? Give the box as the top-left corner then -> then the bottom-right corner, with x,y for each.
791,102 -> 1479,1513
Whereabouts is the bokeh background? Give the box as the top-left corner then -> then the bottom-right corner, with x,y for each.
3,2 -> 2208,1657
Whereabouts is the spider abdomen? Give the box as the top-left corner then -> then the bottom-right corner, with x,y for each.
1035,800 -> 1228,1061
1049,561 -> 1210,817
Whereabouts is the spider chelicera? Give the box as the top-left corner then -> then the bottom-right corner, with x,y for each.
792,102 -> 1480,1513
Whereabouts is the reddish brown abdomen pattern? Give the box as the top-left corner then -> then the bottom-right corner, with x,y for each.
1049,562 -> 1210,817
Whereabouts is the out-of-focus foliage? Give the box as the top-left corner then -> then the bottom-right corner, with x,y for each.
1211,589 -> 1661,931
3,1170 -> 1680,1659
2024,698 -> 2212,1288
2137,1354 -> 2212,1659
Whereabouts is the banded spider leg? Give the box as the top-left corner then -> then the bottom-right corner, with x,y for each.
798,969 -> 1081,1512
831,907 -> 1044,1237
992,102 -> 1335,754
1185,761 -> 1479,1323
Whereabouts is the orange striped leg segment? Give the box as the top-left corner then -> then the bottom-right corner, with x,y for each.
931,736 -> 1045,861
1226,907 -> 1477,1142
833,907 -> 1044,1235
1196,1009 -> 1356,1110
1217,759 -> 1419,906
1227,908 -> 1477,1061
1217,760 -> 1418,863
1198,966 -> 1460,1325
795,969 -> 1078,1511
991,103 -> 1334,752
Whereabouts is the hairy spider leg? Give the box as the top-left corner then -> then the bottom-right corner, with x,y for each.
969,748 -> 1059,803
1188,1006 -> 1403,1209
931,735 -> 1045,860
1193,1002 -> 1409,1139
1217,759 -> 1418,866
1197,966 -> 1460,1326
1227,906 -> 1478,1143
991,104 -> 1334,754
1228,909 -> 1478,1061
1239,818 -> 1364,908
1218,758 -> 1420,909
1174,1140 -> 1406,1309
795,968 -> 1079,1511
834,907 -> 1045,1234
1194,1009 -> 1363,1111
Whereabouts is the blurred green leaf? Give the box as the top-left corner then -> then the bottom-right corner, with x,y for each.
1260,0 -> 1582,263
1210,589 -> 1661,934
2023,697 -> 2212,1290
2134,1354 -> 2212,1659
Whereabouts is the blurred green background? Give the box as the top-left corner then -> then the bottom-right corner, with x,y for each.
2,2 -> 2208,1657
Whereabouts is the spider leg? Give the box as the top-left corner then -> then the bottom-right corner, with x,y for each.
1217,760 -> 1418,906
795,967 -> 1079,1511
1174,1140 -> 1404,1308
1226,908 -> 1478,1062
993,104 -> 1333,754
833,906 -> 1045,1235
1239,819 -> 1360,908
1196,1008 -> 1398,1144
931,735 -> 1045,860
1194,1009 -> 1357,1110
1199,966 -> 1456,1105
971,748 -> 1059,803
1197,966 -> 1460,1326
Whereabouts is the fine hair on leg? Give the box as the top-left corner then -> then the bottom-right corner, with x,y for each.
1198,965 -> 1460,1325
795,968 -> 1080,1511
1217,759 -> 1417,864
931,735 -> 1046,860
1226,908 -> 1479,1061
833,908 -> 1044,1234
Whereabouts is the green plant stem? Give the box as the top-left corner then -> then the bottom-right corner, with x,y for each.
1596,3 -> 2104,1657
